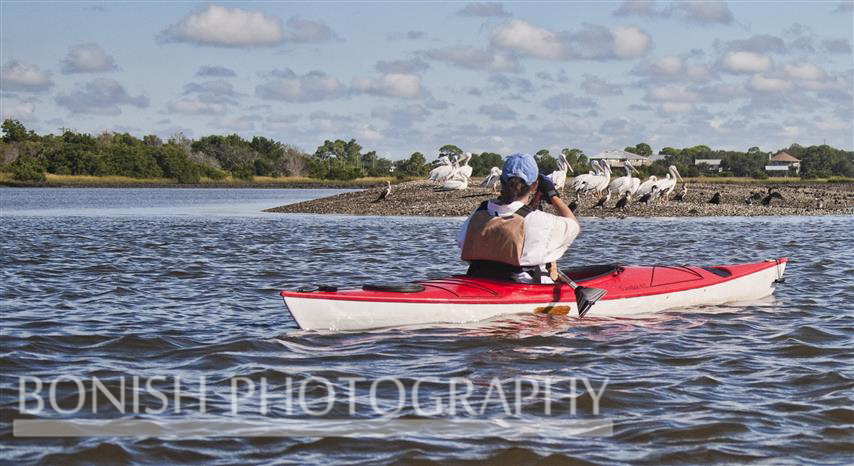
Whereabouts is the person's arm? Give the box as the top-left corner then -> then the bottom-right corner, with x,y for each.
537,175 -> 580,227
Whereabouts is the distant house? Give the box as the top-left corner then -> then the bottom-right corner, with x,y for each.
588,149 -> 652,168
694,158 -> 723,173
765,151 -> 800,176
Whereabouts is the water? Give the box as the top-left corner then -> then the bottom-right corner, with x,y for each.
2,188 -> 852,464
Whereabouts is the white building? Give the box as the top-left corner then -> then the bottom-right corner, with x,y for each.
588,149 -> 652,168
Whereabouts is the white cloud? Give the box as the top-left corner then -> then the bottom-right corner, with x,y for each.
721,51 -> 772,74
359,125 -> 383,141
611,26 -> 651,59
167,98 -> 227,115
375,58 -> 430,74
660,102 -> 694,113
613,0 -> 661,17
60,43 -> 118,73
160,5 -> 284,47
478,103 -> 518,120
0,61 -> 53,92
255,69 -> 346,102
542,92 -> 598,110
196,65 -> 237,77
352,73 -> 421,98
55,78 -> 149,115
667,1 -> 734,25
581,75 -> 623,96
783,63 -> 826,81
568,24 -> 652,60
371,104 -> 430,127
749,74 -> 793,92
424,47 -> 520,72
1,101 -> 35,120
647,85 -> 701,102
282,17 -> 336,43
457,2 -> 512,17
491,20 -> 565,59
652,55 -> 683,74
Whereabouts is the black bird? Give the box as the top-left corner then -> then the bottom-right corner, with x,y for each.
674,185 -> 687,202
615,192 -> 630,210
371,181 -> 391,203
593,191 -> 611,209
761,187 -> 784,206
708,192 -> 721,204
568,200 -> 578,213
749,190 -> 763,200
639,186 -> 659,204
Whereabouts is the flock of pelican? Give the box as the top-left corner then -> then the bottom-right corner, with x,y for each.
564,159 -> 685,211
428,153 -> 474,190
423,153 -> 687,211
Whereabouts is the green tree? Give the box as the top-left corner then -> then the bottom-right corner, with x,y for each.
438,144 -> 463,159
10,155 -> 46,182
469,152 -> 502,176
534,149 -> 557,174
2,119 -> 32,143
625,142 -> 652,157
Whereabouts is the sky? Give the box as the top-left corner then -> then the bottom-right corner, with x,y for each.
1,1 -> 852,160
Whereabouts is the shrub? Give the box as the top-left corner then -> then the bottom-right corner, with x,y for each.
10,156 -> 46,182
752,169 -> 768,180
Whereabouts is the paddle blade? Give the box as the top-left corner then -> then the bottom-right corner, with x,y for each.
575,286 -> 607,318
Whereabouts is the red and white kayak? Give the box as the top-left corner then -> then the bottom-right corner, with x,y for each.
281,258 -> 788,331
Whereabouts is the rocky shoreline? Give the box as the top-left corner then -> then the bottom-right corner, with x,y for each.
265,180 -> 854,218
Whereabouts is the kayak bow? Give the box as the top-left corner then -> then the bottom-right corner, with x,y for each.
280,258 -> 788,331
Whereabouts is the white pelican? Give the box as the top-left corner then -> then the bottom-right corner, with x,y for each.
371,181 -> 391,203
480,166 -> 501,192
546,152 -> 573,191
440,169 -> 468,190
569,160 -> 603,195
435,157 -> 460,183
652,165 -> 684,202
634,175 -> 658,197
428,156 -> 452,182
458,152 -> 473,180
586,161 -> 612,195
608,161 -> 640,196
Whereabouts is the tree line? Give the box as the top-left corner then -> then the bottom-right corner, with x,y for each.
1,119 -> 851,183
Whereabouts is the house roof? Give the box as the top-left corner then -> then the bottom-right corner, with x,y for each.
589,149 -> 650,161
771,151 -> 800,162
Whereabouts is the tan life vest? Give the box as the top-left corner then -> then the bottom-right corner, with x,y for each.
460,201 -> 533,267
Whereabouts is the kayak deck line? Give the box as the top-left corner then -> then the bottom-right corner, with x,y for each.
280,258 -> 788,305
280,258 -> 788,331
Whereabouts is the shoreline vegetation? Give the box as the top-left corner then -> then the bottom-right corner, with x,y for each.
0,173 -> 399,189
3,172 -> 853,189
265,179 -> 854,218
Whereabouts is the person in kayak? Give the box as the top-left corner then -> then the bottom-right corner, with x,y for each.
457,152 -> 580,283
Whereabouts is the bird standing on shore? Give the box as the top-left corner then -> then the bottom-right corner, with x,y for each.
708,192 -> 721,204
593,191 -> 611,209
372,181 -> 391,203
761,187 -> 784,206
653,165 -> 684,202
428,156 -> 453,182
480,166 -> 501,192
546,152 -> 573,192
674,185 -> 687,202
639,185 -> 659,204
615,191 -> 630,210
458,152 -> 473,180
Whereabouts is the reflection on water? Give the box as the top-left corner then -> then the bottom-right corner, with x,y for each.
1,188 -> 853,463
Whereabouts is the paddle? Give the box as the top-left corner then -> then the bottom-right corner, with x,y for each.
555,268 -> 607,319
532,177 -> 607,318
